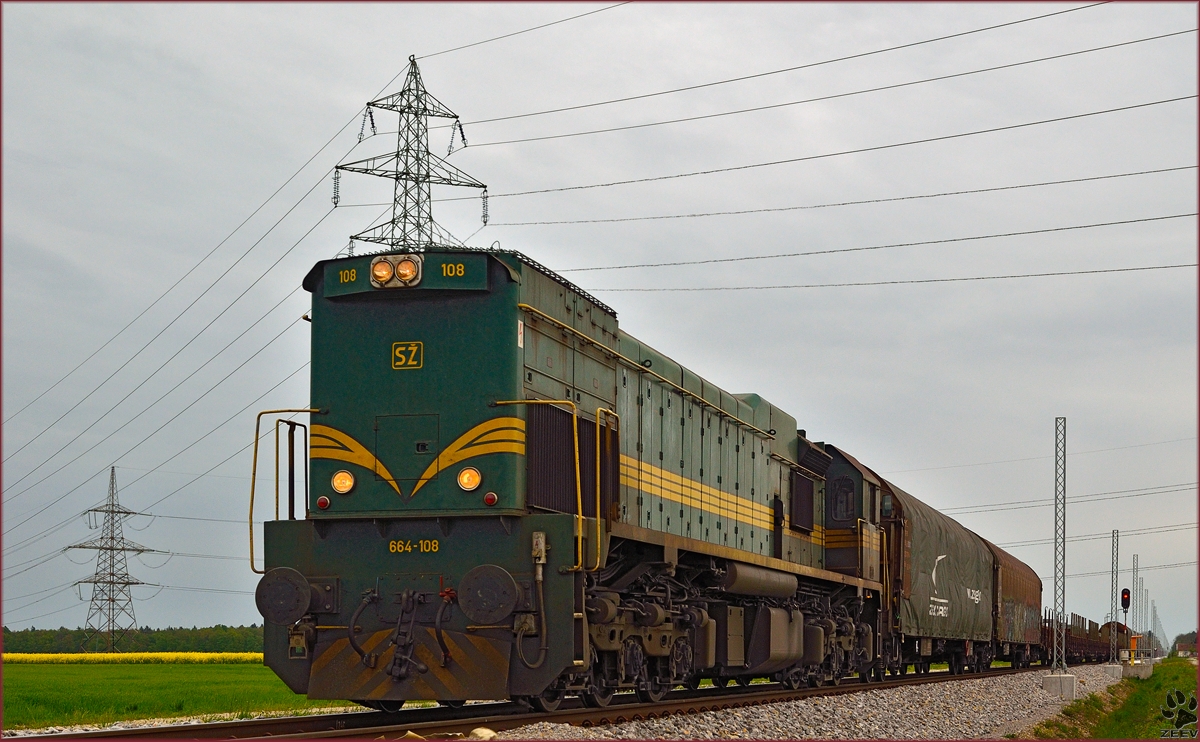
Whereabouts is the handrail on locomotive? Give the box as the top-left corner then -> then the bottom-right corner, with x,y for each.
248,408 -> 320,574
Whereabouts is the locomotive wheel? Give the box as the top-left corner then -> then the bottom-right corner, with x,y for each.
714,676 -> 734,688
637,680 -> 670,703
367,700 -> 405,713
898,663 -> 908,677
734,675 -> 752,687
684,674 -> 703,691
440,700 -> 466,709
781,669 -> 804,690
530,686 -> 566,712
581,684 -> 615,708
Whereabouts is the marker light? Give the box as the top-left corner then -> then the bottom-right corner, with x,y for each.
371,260 -> 395,283
396,258 -> 419,283
331,470 -> 355,494
483,492 -> 498,506
457,467 -> 482,491
316,496 -> 331,510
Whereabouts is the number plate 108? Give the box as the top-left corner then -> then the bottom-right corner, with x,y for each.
389,539 -> 439,553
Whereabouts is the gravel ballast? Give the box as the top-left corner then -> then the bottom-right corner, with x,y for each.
498,665 -> 1120,740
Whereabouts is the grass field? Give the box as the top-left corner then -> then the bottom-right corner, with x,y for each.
3,652 -> 262,664
1,663 -> 354,730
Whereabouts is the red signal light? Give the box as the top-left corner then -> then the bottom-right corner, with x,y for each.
1121,588 -> 1131,611
483,492 -> 498,506
317,496 -> 331,510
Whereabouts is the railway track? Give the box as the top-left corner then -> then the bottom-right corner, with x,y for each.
35,665 -> 1041,739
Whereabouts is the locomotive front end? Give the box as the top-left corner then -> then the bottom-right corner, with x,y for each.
254,250 -> 583,707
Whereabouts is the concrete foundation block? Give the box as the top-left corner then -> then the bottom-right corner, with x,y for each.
1123,663 -> 1154,679
1104,664 -> 1124,679
1043,672 -> 1077,701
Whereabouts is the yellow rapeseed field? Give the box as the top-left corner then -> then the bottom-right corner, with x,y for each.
2,652 -> 263,664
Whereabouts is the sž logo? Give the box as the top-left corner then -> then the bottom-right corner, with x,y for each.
1161,689 -> 1198,738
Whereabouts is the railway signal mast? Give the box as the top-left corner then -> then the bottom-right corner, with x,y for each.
336,56 -> 487,253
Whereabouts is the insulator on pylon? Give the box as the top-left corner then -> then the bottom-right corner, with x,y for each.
358,109 -> 369,142
348,239 -> 355,257
458,121 -> 468,147
368,109 -> 377,136
481,189 -> 489,225
332,170 -> 341,207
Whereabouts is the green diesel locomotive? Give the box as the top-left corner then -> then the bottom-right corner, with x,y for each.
252,245 -> 1043,710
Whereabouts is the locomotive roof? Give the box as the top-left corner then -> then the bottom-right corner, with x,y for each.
303,246 -> 617,318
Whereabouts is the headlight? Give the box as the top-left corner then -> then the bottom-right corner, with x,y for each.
457,467 -> 482,491
396,258 -> 419,283
331,470 -> 355,494
371,260 -> 395,283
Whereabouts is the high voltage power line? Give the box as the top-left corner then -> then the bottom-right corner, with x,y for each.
471,166 -> 1197,226
2,364 -> 310,559
589,264 -> 1196,292
3,291 -> 304,505
416,3 -> 630,60
442,95 -> 1196,202
462,29 -> 1196,149
446,2 -> 1110,128
562,213 -> 1196,272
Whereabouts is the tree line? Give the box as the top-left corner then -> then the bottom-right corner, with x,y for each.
1,624 -> 263,653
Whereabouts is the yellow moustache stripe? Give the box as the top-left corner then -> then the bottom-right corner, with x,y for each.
310,424 -> 402,496
410,417 -> 526,497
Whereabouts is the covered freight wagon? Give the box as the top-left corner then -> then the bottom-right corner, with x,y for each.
883,481 -> 993,662
981,538 -> 1041,666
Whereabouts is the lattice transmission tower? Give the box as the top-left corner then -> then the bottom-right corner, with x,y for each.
336,55 -> 487,252
1051,416 -> 1067,673
1109,529 -> 1119,663
69,467 -> 152,652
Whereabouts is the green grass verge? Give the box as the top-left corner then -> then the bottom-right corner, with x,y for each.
1028,659 -> 1198,739
1093,658 -> 1199,739
1,664 -> 355,730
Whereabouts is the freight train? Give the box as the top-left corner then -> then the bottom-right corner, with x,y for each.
251,247 -> 1106,711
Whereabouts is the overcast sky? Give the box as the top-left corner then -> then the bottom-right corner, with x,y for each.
3,3 -> 1196,642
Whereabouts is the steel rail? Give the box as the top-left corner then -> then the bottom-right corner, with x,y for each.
37,665 -> 1051,739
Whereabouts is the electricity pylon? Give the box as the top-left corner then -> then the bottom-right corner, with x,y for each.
69,467 -> 152,652
337,55 -> 487,252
